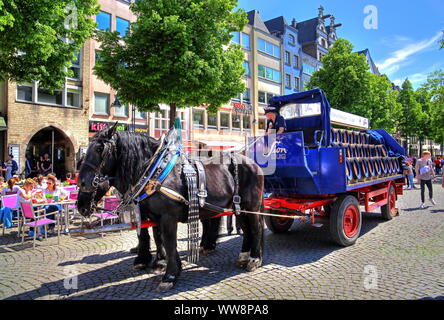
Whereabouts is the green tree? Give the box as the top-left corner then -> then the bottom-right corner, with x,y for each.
364,73 -> 402,133
307,39 -> 370,115
0,0 -> 99,90
415,88 -> 433,154
307,39 -> 401,133
94,0 -> 247,127
397,79 -> 423,154
420,70 -> 444,152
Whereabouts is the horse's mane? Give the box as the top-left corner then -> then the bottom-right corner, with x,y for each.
97,130 -> 160,194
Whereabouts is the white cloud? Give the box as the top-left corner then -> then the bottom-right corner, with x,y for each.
377,31 -> 442,73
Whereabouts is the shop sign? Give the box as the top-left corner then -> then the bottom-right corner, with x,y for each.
232,102 -> 253,115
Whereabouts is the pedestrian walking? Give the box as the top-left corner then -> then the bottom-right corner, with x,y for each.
415,151 -> 436,209
404,160 -> 415,190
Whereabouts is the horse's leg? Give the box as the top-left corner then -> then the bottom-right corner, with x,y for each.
245,213 -> 264,272
157,217 -> 181,291
201,217 -> 221,255
236,213 -> 252,268
199,219 -> 210,252
152,226 -> 167,272
133,228 -> 153,270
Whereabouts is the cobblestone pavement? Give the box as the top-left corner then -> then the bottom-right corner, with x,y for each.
0,179 -> 443,300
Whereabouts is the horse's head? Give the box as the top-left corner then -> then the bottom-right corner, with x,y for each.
77,180 -> 111,216
77,124 -> 119,215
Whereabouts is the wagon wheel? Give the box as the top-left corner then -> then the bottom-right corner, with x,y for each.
329,195 -> 362,247
264,210 -> 294,234
381,185 -> 397,220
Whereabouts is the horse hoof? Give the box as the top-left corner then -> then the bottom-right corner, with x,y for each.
133,263 -> 149,271
246,258 -> 262,272
156,281 -> 175,292
153,260 -> 167,274
236,252 -> 250,268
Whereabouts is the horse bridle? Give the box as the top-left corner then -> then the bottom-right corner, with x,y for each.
80,137 -> 117,212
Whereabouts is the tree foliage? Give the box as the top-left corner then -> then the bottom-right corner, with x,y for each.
307,38 -> 401,133
397,79 -> 423,139
419,70 -> 444,145
94,0 -> 247,125
0,0 -> 99,90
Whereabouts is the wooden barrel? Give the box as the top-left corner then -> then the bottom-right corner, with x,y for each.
345,158 -> 353,182
354,131 -> 361,145
367,158 -> 375,178
379,145 -> 388,157
351,158 -> 362,181
360,158 -> 370,178
373,157 -> 382,177
392,158 -> 399,173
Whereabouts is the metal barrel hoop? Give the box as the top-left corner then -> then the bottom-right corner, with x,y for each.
351,158 -> 362,181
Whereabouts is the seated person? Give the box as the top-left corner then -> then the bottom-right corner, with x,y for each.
264,106 -> 286,136
1,178 -> 20,195
43,174 -> 69,233
64,172 -> 76,185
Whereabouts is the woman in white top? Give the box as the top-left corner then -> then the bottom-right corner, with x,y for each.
43,175 -> 68,232
16,178 -> 35,207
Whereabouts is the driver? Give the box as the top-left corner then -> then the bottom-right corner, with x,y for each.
264,106 -> 286,136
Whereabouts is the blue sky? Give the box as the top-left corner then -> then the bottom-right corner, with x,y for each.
238,0 -> 444,88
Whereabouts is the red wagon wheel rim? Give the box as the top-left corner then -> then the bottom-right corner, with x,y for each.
389,189 -> 396,215
343,205 -> 359,238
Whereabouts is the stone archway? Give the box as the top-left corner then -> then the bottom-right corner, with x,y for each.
25,126 -> 76,179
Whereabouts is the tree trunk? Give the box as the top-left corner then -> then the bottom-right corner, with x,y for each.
169,103 -> 177,129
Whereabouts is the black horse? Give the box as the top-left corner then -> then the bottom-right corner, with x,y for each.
77,126 -> 265,291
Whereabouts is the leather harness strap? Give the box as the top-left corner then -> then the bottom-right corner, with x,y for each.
194,160 -> 207,208
231,154 -> 242,215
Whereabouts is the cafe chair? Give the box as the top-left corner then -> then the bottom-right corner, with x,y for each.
1,194 -> 20,237
92,197 -> 119,237
20,201 -> 60,248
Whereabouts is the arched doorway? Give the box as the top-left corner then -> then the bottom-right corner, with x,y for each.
26,126 -> 75,179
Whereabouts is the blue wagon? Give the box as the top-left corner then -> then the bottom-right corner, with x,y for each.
248,89 -> 406,246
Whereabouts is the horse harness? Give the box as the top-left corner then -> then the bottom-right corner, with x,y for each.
94,131 -> 242,264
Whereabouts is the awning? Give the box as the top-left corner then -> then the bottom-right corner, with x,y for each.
0,117 -> 7,131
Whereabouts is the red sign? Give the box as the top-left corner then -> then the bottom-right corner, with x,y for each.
232,102 -> 253,115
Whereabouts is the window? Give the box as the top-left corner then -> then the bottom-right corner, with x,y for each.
207,113 -> 217,129
231,32 -> 240,44
232,114 -> 241,130
193,109 -> 204,129
69,51 -> 81,80
243,116 -> 251,131
258,91 -> 277,104
38,88 -> 63,105
96,11 -> 111,31
94,92 -> 109,115
257,38 -> 280,59
288,34 -> 296,45
293,55 -> 299,68
242,33 -> 251,50
114,103 -> 128,117
116,17 -> 130,36
17,85 -> 33,102
258,65 -> 281,83
294,77 -> 300,91
243,61 -> 250,77
302,63 -> 316,76
242,88 -> 250,103
285,74 -> 291,88
67,88 -> 81,108
284,51 -> 291,65
220,113 -> 229,130
135,109 -> 146,119
321,38 -> 327,48
154,111 -> 168,129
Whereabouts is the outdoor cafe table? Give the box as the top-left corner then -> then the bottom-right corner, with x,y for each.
32,200 -> 77,234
